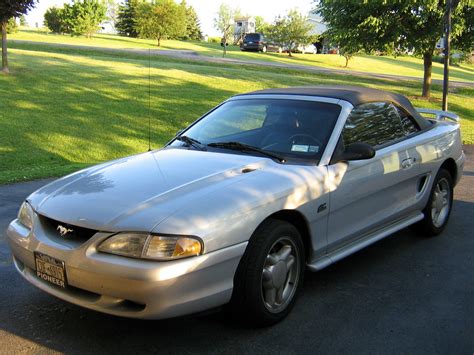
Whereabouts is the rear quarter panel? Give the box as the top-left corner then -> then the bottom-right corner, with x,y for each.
405,120 -> 463,209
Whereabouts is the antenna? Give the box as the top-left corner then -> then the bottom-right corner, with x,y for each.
147,48 -> 152,152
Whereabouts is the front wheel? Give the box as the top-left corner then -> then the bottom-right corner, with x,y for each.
414,169 -> 453,236
230,219 -> 305,326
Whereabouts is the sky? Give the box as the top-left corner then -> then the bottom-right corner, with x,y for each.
24,0 -> 315,36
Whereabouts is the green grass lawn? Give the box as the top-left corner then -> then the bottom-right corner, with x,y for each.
0,44 -> 473,184
9,28 -> 474,83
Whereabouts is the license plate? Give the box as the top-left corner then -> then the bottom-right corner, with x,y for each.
34,252 -> 67,288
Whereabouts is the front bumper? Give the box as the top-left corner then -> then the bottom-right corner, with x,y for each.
241,43 -> 263,51
7,219 -> 247,319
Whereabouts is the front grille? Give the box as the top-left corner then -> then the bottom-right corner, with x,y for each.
39,215 -> 98,244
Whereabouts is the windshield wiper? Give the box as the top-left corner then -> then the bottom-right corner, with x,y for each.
207,141 -> 286,163
175,135 -> 206,151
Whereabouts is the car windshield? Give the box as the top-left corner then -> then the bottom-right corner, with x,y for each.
170,99 -> 342,163
245,34 -> 262,41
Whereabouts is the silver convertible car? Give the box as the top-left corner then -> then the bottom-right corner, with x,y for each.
7,86 -> 464,325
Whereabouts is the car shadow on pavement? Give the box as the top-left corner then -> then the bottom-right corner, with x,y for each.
1,147 -> 472,353
1,195 -> 472,354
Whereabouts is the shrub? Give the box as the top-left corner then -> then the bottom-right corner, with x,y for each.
44,7 -> 67,34
6,18 -> 18,34
208,36 -> 221,43
44,1 -> 107,38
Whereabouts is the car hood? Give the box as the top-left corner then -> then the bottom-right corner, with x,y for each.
28,148 -> 268,231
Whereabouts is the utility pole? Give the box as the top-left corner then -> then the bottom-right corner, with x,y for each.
442,0 -> 452,111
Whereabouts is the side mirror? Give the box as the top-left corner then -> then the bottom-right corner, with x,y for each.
339,142 -> 375,162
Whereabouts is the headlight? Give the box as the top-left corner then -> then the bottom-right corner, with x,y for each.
98,233 -> 203,260
18,201 -> 34,230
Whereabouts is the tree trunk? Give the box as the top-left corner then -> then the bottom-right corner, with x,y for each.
222,35 -> 227,57
422,51 -> 433,98
157,35 -> 161,47
288,49 -> 292,57
1,21 -> 8,74
344,55 -> 349,68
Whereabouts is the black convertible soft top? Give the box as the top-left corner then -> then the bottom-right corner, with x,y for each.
240,86 -> 431,130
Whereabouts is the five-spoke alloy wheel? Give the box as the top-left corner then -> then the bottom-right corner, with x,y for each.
415,168 -> 454,236
430,177 -> 451,228
230,219 -> 304,326
261,238 -> 300,313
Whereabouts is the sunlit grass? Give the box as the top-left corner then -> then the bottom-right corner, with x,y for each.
9,28 -> 474,82
0,46 -> 472,184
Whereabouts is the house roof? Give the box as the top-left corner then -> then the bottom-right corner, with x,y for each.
239,86 -> 431,129
234,17 -> 255,21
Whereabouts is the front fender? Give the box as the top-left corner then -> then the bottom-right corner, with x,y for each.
152,164 -> 329,253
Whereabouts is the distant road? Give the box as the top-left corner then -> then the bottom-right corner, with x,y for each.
9,39 -> 474,89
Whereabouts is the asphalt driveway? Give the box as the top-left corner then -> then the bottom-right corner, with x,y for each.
0,147 -> 473,354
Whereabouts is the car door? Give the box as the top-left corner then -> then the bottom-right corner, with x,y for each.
390,104 -> 434,210
261,35 -> 271,51
326,102 -> 419,252
263,36 -> 277,52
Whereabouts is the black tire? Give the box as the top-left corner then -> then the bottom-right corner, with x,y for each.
229,219 -> 305,326
414,168 -> 453,236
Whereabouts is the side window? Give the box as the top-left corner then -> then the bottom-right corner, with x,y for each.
394,105 -> 420,135
342,102 -> 405,147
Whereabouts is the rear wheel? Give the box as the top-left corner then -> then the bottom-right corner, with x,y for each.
414,169 -> 453,236
230,219 -> 304,326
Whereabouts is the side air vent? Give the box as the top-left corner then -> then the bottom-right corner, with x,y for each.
417,175 -> 429,194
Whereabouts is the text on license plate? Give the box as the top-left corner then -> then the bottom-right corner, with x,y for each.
34,252 -> 67,288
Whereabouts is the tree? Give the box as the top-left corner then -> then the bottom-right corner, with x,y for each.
255,16 -> 270,34
44,6 -> 68,34
340,48 -> 355,68
214,3 -> 234,56
105,0 -> 118,32
181,1 -> 202,40
317,0 -> 472,98
115,0 -> 138,37
267,10 -> 313,57
19,15 -> 27,27
135,0 -> 186,46
0,0 -> 37,73
64,0 -> 107,38
6,17 -> 18,33
451,2 -> 473,55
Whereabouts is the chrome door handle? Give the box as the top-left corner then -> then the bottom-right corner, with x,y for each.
401,157 -> 416,169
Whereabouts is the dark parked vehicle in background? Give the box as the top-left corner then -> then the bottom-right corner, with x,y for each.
240,33 -> 281,53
